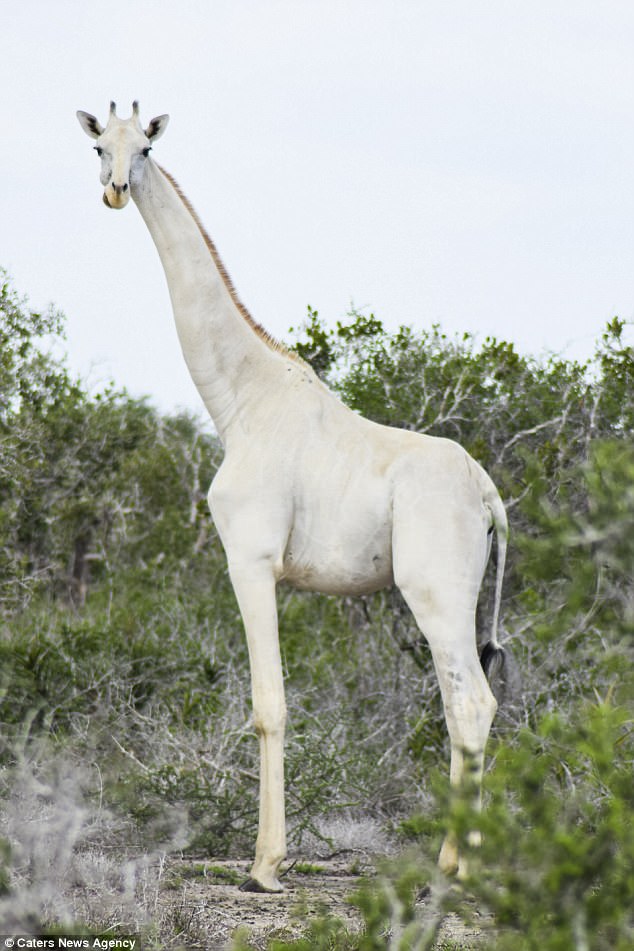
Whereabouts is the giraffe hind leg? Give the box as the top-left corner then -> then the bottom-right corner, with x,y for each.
393,528 -> 496,874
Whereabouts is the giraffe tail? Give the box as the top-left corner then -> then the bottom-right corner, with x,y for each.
480,486 -> 508,685
480,639 -> 506,684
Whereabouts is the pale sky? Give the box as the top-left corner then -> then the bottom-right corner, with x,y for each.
1,1 -> 633,415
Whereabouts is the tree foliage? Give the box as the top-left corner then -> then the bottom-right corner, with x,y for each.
0,274 -> 632,946
0,273 -> 220,611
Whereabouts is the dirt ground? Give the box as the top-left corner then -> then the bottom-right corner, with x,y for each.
157,856 -> 488,950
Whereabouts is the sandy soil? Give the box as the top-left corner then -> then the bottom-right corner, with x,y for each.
157,856 -> 487,950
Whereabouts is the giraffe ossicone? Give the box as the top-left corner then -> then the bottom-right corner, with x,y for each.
78,101 -> 509,893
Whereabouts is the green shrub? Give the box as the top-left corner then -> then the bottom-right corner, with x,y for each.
464,700 -> 634,950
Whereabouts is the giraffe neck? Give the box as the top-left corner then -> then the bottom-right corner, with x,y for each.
132,160 -> 284,443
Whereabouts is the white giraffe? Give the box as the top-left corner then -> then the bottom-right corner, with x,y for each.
77,102 -> 508,893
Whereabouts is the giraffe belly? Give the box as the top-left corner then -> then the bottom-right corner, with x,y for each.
280,509 -> 394,596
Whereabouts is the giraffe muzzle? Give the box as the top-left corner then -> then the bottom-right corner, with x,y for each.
104,182 -> 130,209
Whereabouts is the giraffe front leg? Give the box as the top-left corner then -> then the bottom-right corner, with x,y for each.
229,564 -> 287,893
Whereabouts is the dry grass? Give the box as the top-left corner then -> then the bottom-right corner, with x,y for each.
0,745 -> 167,935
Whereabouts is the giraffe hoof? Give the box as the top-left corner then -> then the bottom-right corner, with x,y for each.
239,876 -> 283,893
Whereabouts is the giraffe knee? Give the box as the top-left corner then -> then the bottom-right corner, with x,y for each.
253,699 -> 287,737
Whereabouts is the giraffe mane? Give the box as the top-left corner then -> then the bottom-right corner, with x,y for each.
157,165 -> 300,361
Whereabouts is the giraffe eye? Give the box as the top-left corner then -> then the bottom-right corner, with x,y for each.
142,147 -> 152,158
94,146 -> 103,157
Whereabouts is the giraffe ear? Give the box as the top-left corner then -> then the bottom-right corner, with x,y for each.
145,114 -> 169,142
77,111 -> 104,139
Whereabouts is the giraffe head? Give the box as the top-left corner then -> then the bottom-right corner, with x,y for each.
77,101 -> 169,209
